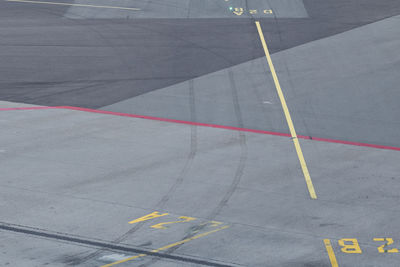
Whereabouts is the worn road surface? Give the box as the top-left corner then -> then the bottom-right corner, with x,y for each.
1,0 -> 400,266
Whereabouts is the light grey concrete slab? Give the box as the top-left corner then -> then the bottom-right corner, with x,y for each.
274,15 -> 400,148
0,230 -> 98,267
0,103 -> 400,266
0,101 -> 40,108
65,0 -> 308,19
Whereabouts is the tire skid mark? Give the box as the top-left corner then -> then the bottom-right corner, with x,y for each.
208,69 -> 247,220
75,80 -> 198,264
0,222 -> 233,267
138,69 -> 247,267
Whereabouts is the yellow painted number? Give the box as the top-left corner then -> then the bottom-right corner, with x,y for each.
373,238 -> 399,253
150,216 -> 196,230
338,238 -> 362,254
192,221 -> 224,234
233,8 -> 244,16
204,221 -> 223,227
128,211 -> 169,224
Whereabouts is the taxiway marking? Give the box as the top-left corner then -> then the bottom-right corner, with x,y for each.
255,21 -> 317,199
128,211 -> 225,231
101,225 -> 230,267
128,211 -> 169,224
324,239 -> 339,267
5,0 -> 141,11
2,106 -> 400,151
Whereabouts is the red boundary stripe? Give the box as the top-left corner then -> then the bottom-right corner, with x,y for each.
297,135 -> 400,151
57,106 -> 400,152
1,105 -> 399,151
56,106 -> 291,137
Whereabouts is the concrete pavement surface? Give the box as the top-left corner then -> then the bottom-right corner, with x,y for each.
0,0 -> 400,267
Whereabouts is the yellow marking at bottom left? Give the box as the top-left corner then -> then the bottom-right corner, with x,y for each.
6,0 -> 141,11
101,225 -> 230,267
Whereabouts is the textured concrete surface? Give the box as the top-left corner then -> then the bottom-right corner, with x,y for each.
105,15 -> 400,147
66,0 -> 308,19
1,0 -> 400,266
0,105 -> 400,267
1,0 -> 400,108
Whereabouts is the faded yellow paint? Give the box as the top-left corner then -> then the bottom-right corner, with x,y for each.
101,225 -> 230,267
128,211 -> 169,224
205,221 -> 223,227
233,7 -> 244,16
150,216 -> 196,229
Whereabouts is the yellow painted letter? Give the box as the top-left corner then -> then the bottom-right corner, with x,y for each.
151,216 -> 196,229
373,238 -> 399,253
129,211 -> 169,224
233,8 -> 244,16
338,238 -> 362,254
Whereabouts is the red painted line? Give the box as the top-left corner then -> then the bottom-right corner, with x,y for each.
56,106 -> 292,138
297,135 -> 400,151
2,105 -> 400,152
0,106 -> 55,111
57,106 -> 400,152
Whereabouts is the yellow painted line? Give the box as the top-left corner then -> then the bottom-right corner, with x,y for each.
255,21 -> 317,199
5,0 -> 141,11
324,239 -> 339,267
101,225 -> 230,267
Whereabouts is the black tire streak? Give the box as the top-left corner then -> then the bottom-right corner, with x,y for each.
208,69 -> 247,220
76,80 -> 198,264
139,69 -> 247,267
0,222 -> 234,267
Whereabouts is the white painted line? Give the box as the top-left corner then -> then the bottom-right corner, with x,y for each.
5,0 -> 141,11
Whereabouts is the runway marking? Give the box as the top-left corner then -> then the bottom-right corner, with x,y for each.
0,221 -> 230,267
324,239 -> 339,267
5,0 -> 141,11
229,7 -> 273,16
150,216 -> 196,230
373,238 -> 399,253
128,211 -> 169,224
338,238 -> 362,254
338,237 -> 400,254
255,21 -> 317,199
129,212 -> 225,231
101,225 -> 230,267
2,106 -> 400,152
324,237 -> 400,266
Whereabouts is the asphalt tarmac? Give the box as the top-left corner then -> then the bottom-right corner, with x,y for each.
0,1 -> 400,267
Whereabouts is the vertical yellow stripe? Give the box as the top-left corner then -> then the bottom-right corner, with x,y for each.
324,239 -> 339,267
255,21 -> 317,199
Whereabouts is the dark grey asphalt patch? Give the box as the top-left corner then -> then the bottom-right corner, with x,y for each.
0,0 -> 399,108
